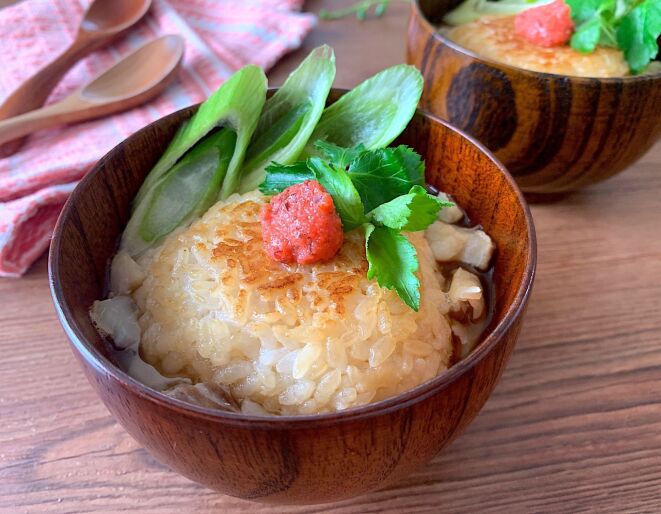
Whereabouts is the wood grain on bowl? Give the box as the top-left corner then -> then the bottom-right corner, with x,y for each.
49,91 -> 535,504
407,0 -> 661,194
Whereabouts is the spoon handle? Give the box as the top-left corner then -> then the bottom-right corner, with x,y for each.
0,97 -> 83,146
0,33 -> 104,156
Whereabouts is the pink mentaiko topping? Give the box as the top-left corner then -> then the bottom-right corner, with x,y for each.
515,0 -> 574,48
260,180 -> 344,265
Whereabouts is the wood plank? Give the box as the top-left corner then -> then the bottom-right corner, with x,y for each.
2,0 -> 661,511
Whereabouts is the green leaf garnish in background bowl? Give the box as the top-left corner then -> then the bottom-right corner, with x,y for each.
616,0 -> 661,74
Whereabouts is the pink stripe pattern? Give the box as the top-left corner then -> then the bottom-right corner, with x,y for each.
0,0 -> 315,277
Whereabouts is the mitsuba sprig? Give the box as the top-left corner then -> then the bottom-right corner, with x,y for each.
567,0 -> 661,73
260,141 -> 454,311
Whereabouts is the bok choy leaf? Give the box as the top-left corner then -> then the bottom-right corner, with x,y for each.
134,65 -> 267,206
139,129 -> 237,243
237,45 -> 336,194
121,65 -> 266,257
242,102 -> 311,171
302,64 -> 423,155
122,129 -> 237,256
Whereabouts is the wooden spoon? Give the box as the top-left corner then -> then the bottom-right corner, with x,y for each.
0,35 -> 184,147
0,0 -> 152,156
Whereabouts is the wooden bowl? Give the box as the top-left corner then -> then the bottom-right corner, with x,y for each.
49,90 -> 536,504
407,0 -> 661,194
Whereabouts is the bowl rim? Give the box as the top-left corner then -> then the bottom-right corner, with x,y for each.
410,0 -> 661,84
49,99 -> 537,430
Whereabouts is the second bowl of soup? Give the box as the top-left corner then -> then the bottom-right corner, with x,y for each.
407,0 -> 661,194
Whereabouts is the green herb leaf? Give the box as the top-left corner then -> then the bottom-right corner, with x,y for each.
347,146 -> 423,212
571,16 -> 603,52
313,140 -> 366,168
364,224 -> 420,311
303,64 -> 423,155
259,161 -> 314,195
567,0 -> 619,53
258,137 -> 431,310
375,1 -> 389,16
617,0 -> 661,74
392,145 -> 425,187
566,0 -> 604,24
368,185 -> 452,231
238,45 -> 336,194
307,157 -> 367,231
348,149 -> 408,211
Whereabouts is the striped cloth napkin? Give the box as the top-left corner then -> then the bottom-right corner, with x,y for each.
0,0 -> 315,277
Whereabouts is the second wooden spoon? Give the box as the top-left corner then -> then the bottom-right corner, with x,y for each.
0,0 -> 152,156
0,35 -> 184,147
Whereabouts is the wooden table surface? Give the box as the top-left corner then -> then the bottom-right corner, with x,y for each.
3,1 -> 661,512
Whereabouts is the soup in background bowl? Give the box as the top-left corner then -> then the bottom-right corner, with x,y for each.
407,0 -> 661,194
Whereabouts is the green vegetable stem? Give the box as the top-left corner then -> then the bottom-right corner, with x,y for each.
238,45 -> 336,193
122,65 -> 267,257
134,65 -> 267,208
139,129 -> 237,244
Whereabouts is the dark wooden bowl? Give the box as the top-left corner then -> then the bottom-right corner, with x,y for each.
49,90 -> 536,504
407,0 -> 661,194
